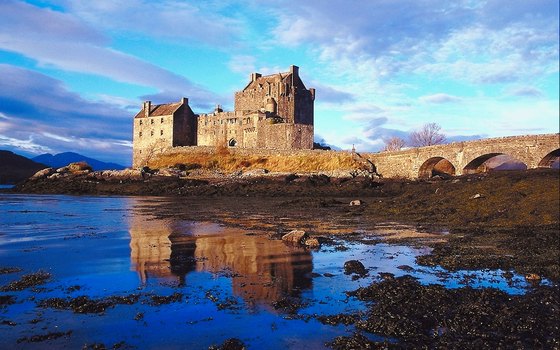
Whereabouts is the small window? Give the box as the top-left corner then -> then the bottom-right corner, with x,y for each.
151,119 -> 154,124
139,120 -> 143,125
160,130 -> 163,136
150,130 -> 154,136
139,132 -> 142,137
161,118 -> 164,123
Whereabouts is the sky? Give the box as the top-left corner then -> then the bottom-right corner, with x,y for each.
0,0 -> 558,166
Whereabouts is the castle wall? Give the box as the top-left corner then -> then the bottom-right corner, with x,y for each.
195,110 -> 313,150
172,104 -> 197,147
132,114 -> 174,167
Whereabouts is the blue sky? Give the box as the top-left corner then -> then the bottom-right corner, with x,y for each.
0,0 -> 558,166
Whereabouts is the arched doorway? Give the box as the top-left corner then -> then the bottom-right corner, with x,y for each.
228,138 -> 237,147
538,149 -> 560,169
418,157 -> 456,179
463,153 -> 527,174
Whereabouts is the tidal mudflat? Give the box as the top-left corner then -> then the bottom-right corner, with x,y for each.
1,193 -> 557,349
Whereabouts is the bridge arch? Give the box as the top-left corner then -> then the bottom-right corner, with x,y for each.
228,138 -> 237,147
463,153 -> 527,174
418,157 -> 456,179
538,148 -> 560,168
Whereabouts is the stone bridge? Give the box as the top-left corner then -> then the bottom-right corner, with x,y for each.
364,133 -> 559,179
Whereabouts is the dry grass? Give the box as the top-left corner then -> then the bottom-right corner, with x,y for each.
147,148 -> 360,173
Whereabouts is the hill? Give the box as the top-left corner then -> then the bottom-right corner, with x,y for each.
33,152 -> 126,171
0,150 -> 47,184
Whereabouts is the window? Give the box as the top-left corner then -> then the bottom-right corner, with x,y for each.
160,130 -> 163,136
139,132 -> 142,137
151,119 -> 154,124
161,118 -> 164,123
139,120 -> 143,125
150,130 -> 154,136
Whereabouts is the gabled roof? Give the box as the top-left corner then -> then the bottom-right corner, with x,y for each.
134,102 -> 182,118
241,71 -> 293,92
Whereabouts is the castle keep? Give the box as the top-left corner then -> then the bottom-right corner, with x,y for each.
133,65 -> 315,167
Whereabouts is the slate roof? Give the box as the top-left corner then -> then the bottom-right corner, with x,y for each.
134,102 -> 182,118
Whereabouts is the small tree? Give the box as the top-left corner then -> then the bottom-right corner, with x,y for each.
409,123 -> 446,147
383,136 -> 406,151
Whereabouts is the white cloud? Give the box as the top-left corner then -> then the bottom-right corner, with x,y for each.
228,55 -> 257,74
0,134 -> 53,154
64,0 -> 242,45
419,94 -> 463,104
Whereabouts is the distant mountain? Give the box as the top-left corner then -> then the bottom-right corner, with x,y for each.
0,150 -> 48,184
32,152 -> 126,171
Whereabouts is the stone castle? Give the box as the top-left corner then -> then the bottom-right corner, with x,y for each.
132,65 -> 315,167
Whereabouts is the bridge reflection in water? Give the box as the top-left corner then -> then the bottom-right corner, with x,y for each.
128,210 -> 312,306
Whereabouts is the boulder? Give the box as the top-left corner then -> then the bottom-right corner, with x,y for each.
67,161 -> 92,172
304,237 -> 320,248
30,168 -> 55,180
344,260 -> 367,275
349,199 -> 363,206
282,230 -> 308,244
470,193 -> 484,199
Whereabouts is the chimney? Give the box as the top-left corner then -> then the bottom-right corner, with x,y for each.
290,65 -> 299,76
181,97 -> 188,105
143,101 -> 151,118
250,72 -> 262,82
309,88 -> 315,101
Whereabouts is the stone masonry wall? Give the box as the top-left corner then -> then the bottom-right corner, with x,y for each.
365,133 -> 560,178
133,114 -> 175,167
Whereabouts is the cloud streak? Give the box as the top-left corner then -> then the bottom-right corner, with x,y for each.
0,64 -> 132,164
0,1 -> 217,104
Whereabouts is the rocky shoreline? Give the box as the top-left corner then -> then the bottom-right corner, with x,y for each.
4,165 -> 559,348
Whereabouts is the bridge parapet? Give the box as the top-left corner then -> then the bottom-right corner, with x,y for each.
364,133 -> 559,179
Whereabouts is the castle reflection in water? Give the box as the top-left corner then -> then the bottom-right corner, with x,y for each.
128,207 -> 312,305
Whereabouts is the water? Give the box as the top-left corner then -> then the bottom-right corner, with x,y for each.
0,194 -> 539,349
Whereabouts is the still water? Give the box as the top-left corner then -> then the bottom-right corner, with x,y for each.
0,194 -> 537,349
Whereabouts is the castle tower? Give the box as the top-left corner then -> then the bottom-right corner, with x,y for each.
234,65 -> 314,125
132,97 -> 196,167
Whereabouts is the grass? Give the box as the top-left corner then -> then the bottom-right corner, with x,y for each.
147,147 -> 361,173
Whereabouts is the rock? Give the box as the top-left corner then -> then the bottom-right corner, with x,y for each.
304,237 -> 320,248
30,168 -> 55,180
308,174 -> 330,185
281,230 -> 308,244
216,338 -> 245,350
379,272 -> 395,280
349,199 -> 363,206
470,193 -> 484,199
67,162 -> 92,172
157,168 -> 181,177
397,265 -> 414,272
524,273 -> 541,282
285,173 -> 299,183
242,168 -> 269,177
48,173 -> 62,179
344,260 -> 367,275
